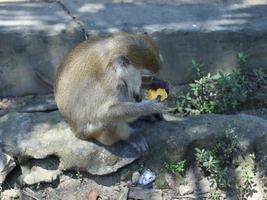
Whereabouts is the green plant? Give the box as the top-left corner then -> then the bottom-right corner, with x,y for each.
237,52 -> 249,73
203,155 -> 220,172
194,126 -> 240,191
214,71 -> 246,113
214,127 -> 240,164
176,93 -> 192,109
253,68 -> 267,85
195,147 -> 210,162
195,148 -> 220,174
237,162 -> 256,199
195,147 -> 233,191
191,59 -> 204,78
176,73 -> 217,114
175,52 -> 255,115
240,163 -> 254,186
214,167 -> 232,189
189,73 -> 217,113
75,169 -> 83,180
208,188 -> 222,200
165,160 -> 186,175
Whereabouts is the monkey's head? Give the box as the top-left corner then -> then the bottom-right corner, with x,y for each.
104,33 -> 163,102
105,55 -> 143,102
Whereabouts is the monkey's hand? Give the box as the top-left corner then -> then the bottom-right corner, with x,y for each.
148,100 -> 169,113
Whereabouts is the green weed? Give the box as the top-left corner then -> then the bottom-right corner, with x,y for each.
165,160 -> 187,175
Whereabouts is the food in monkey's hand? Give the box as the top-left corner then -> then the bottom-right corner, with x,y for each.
147,88 -> 168,102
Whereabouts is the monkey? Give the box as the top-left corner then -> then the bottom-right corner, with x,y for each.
54,32 -> 168,153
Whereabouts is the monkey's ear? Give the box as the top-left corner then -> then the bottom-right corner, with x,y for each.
112,55 -> 131,69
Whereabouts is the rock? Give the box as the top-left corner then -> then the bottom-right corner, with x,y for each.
0,151 -> 16,185
1,110 -> 267,178
178,167 -> 210,196
128,188 -> 163,200
164,173 -> 178,191
85,189 -> 99,200
241,108 -> 267,120
143,113 -> 267,166
196,178 -> 211,194
178,184 -> 194,196
58,175 -> 81,190
23,166 -> 62,185
0,111 -> 139,175
118,187 -> 129,200
234,155 -> 265,200
0,94 -> 57,113
131,171 -> 141,185
0,189 -> 21,200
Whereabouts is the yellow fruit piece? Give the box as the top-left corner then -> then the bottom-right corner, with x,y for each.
147,88 -> 168,101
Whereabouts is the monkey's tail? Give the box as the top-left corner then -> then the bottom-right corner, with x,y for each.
34,70 -> 54,92
20,70 -> 58,113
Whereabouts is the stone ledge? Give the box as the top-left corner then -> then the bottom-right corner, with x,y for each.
0,1 -> 84,97
61,1 -> 267,83
62,1 -> 267,33
0,1 -> 267,96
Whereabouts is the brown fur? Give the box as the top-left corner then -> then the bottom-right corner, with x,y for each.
54,32 -> 165,145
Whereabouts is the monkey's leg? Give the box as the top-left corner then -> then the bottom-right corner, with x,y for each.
77,124 -> 121,145
73,120 -> 130,144
108,123 -> 149,155
76,121 -> 148,154
98,123 -> 148,155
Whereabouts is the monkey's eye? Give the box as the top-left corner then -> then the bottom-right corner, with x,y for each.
119,56 -> 130,68
112,55 -> 130,69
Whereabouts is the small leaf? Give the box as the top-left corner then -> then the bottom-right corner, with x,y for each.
86,189 -> 99,200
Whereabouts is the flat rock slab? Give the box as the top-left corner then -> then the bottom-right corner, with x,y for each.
128,188 -> 163,200
0,151 -> 16,185
23,166 -> 62,185
0,111 -> 139,175
1,109 -> 267,179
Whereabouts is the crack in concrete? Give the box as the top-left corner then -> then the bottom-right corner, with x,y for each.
55,0 -> 88,40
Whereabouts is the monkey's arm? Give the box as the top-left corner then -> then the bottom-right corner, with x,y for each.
98,101 -> 167,122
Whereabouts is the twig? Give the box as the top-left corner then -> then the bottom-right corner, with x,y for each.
22,189 -> 41,200
171,193 -> 208,199
166,107 -> 177,112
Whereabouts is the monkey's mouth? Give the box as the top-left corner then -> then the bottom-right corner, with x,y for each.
133,93 -> 142,102
141,75 -> 155,85
133,92 -> 142,102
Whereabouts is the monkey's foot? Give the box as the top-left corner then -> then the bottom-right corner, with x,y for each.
127,133 -> 149,156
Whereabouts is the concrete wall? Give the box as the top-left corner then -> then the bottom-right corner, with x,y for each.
0,0 -> 267,97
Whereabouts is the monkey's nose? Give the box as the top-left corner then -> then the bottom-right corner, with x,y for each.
133,93 -> 142,102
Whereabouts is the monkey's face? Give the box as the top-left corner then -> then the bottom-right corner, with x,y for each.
109,55 -> 142,102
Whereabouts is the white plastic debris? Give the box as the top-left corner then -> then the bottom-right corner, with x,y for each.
138,169 -> 156,186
